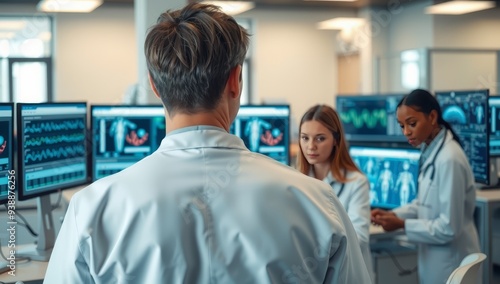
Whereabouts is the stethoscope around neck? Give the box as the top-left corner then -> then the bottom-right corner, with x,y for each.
416,130 -> 447,208
328,168 -> 347,197
419,130 -> 447,182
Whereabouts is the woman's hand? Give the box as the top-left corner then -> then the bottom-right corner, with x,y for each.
370,209 -> 405,232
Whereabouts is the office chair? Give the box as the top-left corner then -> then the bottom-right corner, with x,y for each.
446,252 -> 487,284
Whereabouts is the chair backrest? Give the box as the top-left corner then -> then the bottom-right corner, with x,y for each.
446,253 -> 487,284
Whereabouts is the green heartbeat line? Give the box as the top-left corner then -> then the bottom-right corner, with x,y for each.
340,109 -> 387,128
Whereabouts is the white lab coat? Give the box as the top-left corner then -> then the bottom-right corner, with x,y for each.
392,129 -> 481,284
322,170 -> 374,283
44,126 -> 371,284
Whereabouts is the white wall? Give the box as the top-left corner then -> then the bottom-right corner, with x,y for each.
55,5 -> 137,104
434,7 -> 500,49
242,6 -> 356,123
387,1 -> 434,53
431,52 -> 497,93
5,2 -> 500,111
432,7 -> 500,94
373,1 -> 433,93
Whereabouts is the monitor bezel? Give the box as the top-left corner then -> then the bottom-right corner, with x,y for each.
16,102 -> 89,201
90,104 -> 165,181
235,104 -> 291,166
436,89 -> 490,185
335,94 -> 406,143
0,103 -> 14,205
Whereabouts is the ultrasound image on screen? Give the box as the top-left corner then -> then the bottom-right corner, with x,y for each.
0,104 -> 13,203
231,105 -> 290,165
91,106 -> 166,180
0,121 -> 9,163
436,90 -> 489,184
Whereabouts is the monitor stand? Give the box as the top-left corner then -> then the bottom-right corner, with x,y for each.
476,157 -> 500,189
17,195 -> 55,261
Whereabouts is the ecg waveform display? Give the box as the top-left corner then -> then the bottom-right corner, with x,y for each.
91,106 -> 166,180
437,90 -> 489,184
25,133 -> 86,147
23,118 -> 86,166
339,108 -> 387,130
18,103 -> 89,200
231,105 -> 290,165
25,145 -> 86,163
336,95 -> 404,142
23,119 -> 86,134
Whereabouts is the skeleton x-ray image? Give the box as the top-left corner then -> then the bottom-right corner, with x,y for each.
395,161 -> 417,205
353,154 -> 418,209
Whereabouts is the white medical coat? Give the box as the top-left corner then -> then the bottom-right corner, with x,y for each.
44,126 -> 371,284
392,129 -> 481,284
322,170 -> 374,282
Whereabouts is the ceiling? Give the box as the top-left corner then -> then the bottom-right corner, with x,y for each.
0,0 -> 499,10
0,0 -> 420,9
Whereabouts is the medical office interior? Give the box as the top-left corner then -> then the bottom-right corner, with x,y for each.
0,0 -> 500,283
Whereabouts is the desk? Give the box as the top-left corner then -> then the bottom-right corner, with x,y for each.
370,224 -> 405,241
367,190 -> 500,284
0,245 -> 47,283
475,189 -> 500,284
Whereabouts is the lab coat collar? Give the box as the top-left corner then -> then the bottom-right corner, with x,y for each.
419,128 -> 453,169
158,125 -> 248,152
307,168 -> 335,184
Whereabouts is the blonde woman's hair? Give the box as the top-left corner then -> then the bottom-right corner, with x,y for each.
297,105 -> 360,182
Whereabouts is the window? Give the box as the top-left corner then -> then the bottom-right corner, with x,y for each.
0,16 -> 53,102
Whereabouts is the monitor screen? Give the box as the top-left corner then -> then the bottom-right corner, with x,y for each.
91,105 -> 166,180
489,96 -> 500,157
336,94 -> 405,142
231,105 -> 290,165
17,103 -> 88,201
0,103 -> 14,205
349,146 -> 420,209
436,89 -> 489,184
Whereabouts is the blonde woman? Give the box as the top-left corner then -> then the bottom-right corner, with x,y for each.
298,104 -> 373,282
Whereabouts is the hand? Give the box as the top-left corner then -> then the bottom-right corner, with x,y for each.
370,209 -> 405,232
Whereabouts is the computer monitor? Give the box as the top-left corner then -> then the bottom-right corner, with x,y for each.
436,89 -> 489,185
17,102 -> 89,260
231,105 -> 290,165
90,105 -> 166,180
349,146 -> 420,210
0,103 -> 14,205
336,94 -> 405,142
489,96 -> 500,157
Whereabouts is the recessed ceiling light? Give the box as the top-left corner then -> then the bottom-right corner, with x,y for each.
37,0 -> 103,13
425,1 -> 495,15
202,1 -> 255,15
317,17 -> 365,30
304,0 -> 356,2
